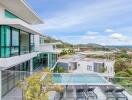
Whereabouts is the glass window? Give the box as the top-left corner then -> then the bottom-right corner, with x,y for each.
0,25 -> 34,58
1,26 -> 5,46
11,47 -> 19,56
5,10 -> 18,19
30,34 -> 35,52
5,47 -> 10,57
5,26 -> 11,46
12,28 -> 19,46
0,26 -> 11,46
1,47 -> 5,58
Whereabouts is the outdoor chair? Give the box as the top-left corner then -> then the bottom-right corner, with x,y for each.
101,86 -> 116,100
85,87 -> 98,99
76,89 -> 87,100
113,88 -> 128,100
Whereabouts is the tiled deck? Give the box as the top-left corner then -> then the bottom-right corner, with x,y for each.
2,88 -> 22,100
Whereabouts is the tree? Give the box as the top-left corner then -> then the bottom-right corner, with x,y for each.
54,66 -> 64,73
17,67 -> 64,100
115,71 -> 130,77
114,58 -> 128,73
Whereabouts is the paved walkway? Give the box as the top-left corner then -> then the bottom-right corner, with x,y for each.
2,88 -> 22,100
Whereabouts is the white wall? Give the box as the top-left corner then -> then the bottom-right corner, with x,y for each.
76,60 -> 115,77
105,61 -> 115,77
0,4 -> 5,19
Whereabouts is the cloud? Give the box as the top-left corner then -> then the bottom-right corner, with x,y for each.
58,32 -> 132,45
34,0 -> 131,31
83,31 -> 100,39
86,31 -> 99,36
31,0 -> 132,45
109,33 -> 127,41
105,29 -> 114,32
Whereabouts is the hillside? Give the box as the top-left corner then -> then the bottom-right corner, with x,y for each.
44,36 -> 73,48
74,43 -> 103,48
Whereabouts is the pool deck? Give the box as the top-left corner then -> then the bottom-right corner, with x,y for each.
50,86 -> 132,100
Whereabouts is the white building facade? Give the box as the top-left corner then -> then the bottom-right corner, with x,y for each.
0,0 -> 58,99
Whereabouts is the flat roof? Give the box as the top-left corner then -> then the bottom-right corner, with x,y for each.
79,51 -> 114,56
0,0 -> 43,25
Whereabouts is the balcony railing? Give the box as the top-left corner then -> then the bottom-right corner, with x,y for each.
36,44 -> 57,53
20,46 -> 29,54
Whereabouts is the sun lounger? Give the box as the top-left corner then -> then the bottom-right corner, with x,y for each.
113,88 -> 128,100
85,87 -> 98,99
101,86 -> 116,100
76,89 -> 86,100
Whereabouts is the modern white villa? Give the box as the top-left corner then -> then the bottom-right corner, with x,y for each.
0,0 -> 132,100
58,55 -> 115,77
0,0 -> 57,99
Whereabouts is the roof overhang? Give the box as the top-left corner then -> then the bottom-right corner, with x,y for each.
0,19 -> 42,35
0,0 -> 43,25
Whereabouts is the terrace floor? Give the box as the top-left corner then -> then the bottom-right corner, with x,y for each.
51,86 -> 132,100
2,88 -> 22,100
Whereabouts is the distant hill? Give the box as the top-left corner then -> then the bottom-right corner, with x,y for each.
106,45 -> 132,49
44,36 -> 73,48
75,43 -> 104,48
44,36 -> 132,49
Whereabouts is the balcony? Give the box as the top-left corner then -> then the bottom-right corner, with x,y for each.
0,52 -> 39,69
36,43 -> 58,53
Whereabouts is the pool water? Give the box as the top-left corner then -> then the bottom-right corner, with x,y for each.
52,73 -> 107,84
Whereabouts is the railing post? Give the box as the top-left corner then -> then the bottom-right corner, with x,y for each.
30,59 -> 33,75
48,53 -> 50,67
0,70 -> 2,100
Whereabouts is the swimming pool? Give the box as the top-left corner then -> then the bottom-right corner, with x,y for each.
52,73 -> 110,85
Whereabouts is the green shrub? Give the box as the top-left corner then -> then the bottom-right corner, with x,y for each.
54,66 -> 64,73
115,71 -> 130,77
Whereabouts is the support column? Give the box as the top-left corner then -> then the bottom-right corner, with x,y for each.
48,53 -> 50,67
0,70 -> 2,100
50,54 -> 53,68
30,59 -> 33,75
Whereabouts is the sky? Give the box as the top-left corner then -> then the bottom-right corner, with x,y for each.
28,0 -> 132,45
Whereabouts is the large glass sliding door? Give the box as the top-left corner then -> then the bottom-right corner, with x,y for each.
0,26 -> 11,57
20,31 -> 35,54
20,31 -> 30,54
0,25 -> 35,58
11,28 -> 19,56
0,25 -> 19,58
